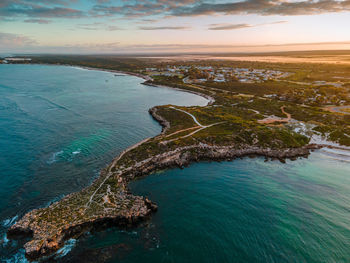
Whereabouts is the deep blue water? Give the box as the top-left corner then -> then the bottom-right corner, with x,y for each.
1,65 -> 350,263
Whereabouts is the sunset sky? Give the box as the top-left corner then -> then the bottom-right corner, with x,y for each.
1,0 -> 350,53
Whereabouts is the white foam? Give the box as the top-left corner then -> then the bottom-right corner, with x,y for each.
71,66 -> 88,71
3,249 -> 29,263
43,194 -> 65,208
72,148 -> 81,155
1,233 -> 9,247
47,150 -> 63,164
2,215 -> 18,227
54,239 -> 76,259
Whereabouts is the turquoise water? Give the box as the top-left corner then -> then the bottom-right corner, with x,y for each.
55,153 -> 350,263
1,65 -> 350,263
0,64 -> 208,261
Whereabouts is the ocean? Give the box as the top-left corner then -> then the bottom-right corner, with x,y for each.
0,64 -> 349,263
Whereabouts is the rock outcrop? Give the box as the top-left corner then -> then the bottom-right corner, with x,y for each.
149,107 -> 170,134
8,194 -> 157,260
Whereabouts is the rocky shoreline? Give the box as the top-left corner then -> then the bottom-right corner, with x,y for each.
6,65 -> 323,260
149,107 -> 170,134
7,196 -> 157,260
7,132 -> 321,260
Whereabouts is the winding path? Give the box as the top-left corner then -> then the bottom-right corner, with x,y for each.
163,107 -> 225,144
85,102 -> 210,210
85,106 -> 215,209
165,126 -> 200,138
169,106 -> 204,127
85,137 -> 151,209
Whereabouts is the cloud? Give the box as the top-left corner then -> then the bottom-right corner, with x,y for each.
24,19 -> 51,24
208,23 -> 252,30
107,25 -> 121,31
1,6 -> 84,18
88,0 -> 350,19
269,20 -> 288,25
171,0 -> 350,17
2,40 -> 350,54
140,19 -> 158,23
2,0 -> 349,22
0,1 -> 84,19
138,26 -> 190,30
76,22 -> 122,31
0,32 -> 37,47
208,20 -> 288,30
77,22 -> 103,30
90,1 -> 198,18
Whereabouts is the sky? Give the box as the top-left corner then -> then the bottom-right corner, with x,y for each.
1,0 -> 350,54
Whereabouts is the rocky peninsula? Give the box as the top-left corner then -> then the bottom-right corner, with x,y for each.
8,102 -> 321,260
8,61 -> 349,260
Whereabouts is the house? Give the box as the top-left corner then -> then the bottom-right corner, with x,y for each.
214,74 -> 226,82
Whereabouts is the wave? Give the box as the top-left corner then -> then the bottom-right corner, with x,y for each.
47,150 -> 63,164
2,238 -> 76,262
72,149 -> 81,155
320,148 -> 350,163
33,95 -> 83,118
43,194 -> 65,208
322,147 -> 350,157
47,147 -> 84,164
319,146 -> 350,163
47,149 -> 83,164
70,66 -> 89,71
47,129 -> 113,164
54,239 -> 76,259
3,249 -> 29,263
2,215 -> 18,228
1,233 -> 9,247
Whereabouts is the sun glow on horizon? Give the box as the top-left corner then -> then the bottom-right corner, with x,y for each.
1,0 -> 350,54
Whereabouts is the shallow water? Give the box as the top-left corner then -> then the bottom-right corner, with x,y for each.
0,64 -> 207,261
1,65 -> 350,263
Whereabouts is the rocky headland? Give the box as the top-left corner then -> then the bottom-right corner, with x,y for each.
6,70 -> 327,261
7,105 -> 321,260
